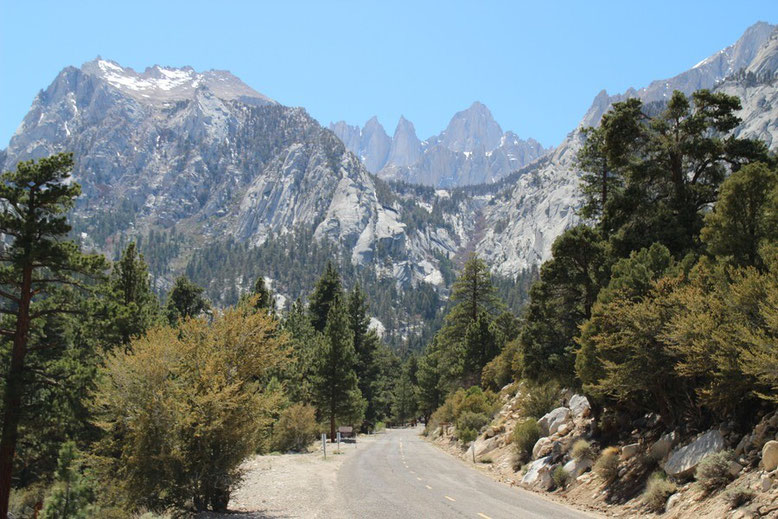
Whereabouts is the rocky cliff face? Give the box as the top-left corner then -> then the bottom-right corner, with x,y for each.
475,21 -> 778,277
0,58 -> 470,294
330,101 -> 549,187
3,21 -> 777,309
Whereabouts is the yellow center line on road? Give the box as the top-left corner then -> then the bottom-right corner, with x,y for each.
478,514 -> 492,519
444,495 -> 456,502
425,485 -> 432,490
416,477 -> 422,481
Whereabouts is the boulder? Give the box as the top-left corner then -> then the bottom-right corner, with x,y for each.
569,394 -> 591,418
538,407 -> 572,436
728,460 -> 744,477
473,436 -> 501,458
521,456 -> 554,489
663,429 -> 726,478
532,437 -> 554,459
621,443 -> 640,460
650,431 -> 678,461
762,440 -> 778,471
563,457 -> 593,478
666,492 -> 682,511
760,474 -> 772,492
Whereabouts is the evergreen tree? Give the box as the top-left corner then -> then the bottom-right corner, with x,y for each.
165,276 -> 210,325
0,153 -> 106,517
105,242 -> 160,347
282,298 -> 319,402
308,262 -> 343,333
519,226 -> 609,384
463,312 -> 498,385
312,294 -> 365,440
251,276 -> 274,311
583,90 -> 769,257
444,254 -> 503,339
392,363 -> 418,425
40,442 -> 94,519
701,162 -> 778,269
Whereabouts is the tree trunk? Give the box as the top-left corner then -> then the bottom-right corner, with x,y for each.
330,416 -> 336,443
0,265 -> 32,519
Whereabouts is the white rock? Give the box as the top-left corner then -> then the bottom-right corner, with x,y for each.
538,407 -> 572,436
532,437 -> 553,460
563,457 -> 593,478
762,440 -> 778,471
521,456 -> 554,489
666,492 -> 682,510
663,430 -> 726,478
650,431 -> 678,461
760,474 -> 772,492
569,394 -> 591,418
621,443 -> 640,459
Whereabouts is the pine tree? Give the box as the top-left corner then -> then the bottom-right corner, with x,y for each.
106,242 -> 160,347
0,153 -> 107,517
165,276 -> 210,325
251,276 -> 273,311
40,442 -> 94,519
701,162 -> 778,269
308,262 -> 343,333
312,294 -> 365,440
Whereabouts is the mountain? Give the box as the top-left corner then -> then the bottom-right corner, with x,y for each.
329,101 -> 549,187
0,58 -> 483,345
2,22 -> 777,344
477,21 -> 778,277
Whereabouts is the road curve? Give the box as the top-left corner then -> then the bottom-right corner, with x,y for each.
336,427 -> 595,519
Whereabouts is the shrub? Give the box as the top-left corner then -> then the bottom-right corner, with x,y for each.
517,381 -> 560,418
724,486 -> 755,509
571,439 -> 595,462
456,411 -> 490,437
459,427 -> 477,444
273,403 -> 319,452
642,471 -> 677,512
696,450 -> 734,494
92,306 -> 289,513
9,484 -> 47,519
553,465 -> 571,489
513,419 -> 541,463
594,446 -> 620,482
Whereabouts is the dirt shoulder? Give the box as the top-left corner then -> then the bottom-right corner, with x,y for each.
201,435 -> 374,519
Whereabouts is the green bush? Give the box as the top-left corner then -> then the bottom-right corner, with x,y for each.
571,439 -> 595,461
642,471 -> 677,512
517,381 -> 560,419
456,411 -> 489,438
552,465 -> 571,489
513,419 -> 541,463
724,486 -> 755,509
9,484 -> 47,519
273,403 -> 319,452
594,446 -> 620,482
696,450 -> 734,494
459,427 -> 478,444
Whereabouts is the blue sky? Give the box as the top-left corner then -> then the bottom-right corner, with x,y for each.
1,1 -> 775,148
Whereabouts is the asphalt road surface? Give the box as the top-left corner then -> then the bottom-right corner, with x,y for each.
336,427 -> 594,519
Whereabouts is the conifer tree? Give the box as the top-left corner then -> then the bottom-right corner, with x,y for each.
312,294 -> 365,440
701,162 -> 778,269
251,275 -> 273,311
165,275 -> 209,325
308,262 -> 343,332
0,153 -> 106,517
106,242 -> 160,347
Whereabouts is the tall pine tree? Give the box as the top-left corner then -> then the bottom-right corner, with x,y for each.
0,153 -> 106,517
312,293 -> 365,440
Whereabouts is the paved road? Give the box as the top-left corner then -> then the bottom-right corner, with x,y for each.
336,427 -> 594,519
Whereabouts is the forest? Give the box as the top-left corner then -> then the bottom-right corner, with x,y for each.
1,88 -> 777,517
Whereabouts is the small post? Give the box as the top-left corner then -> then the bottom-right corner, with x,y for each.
337,431 -> 341,453
322,433 -> 327,459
